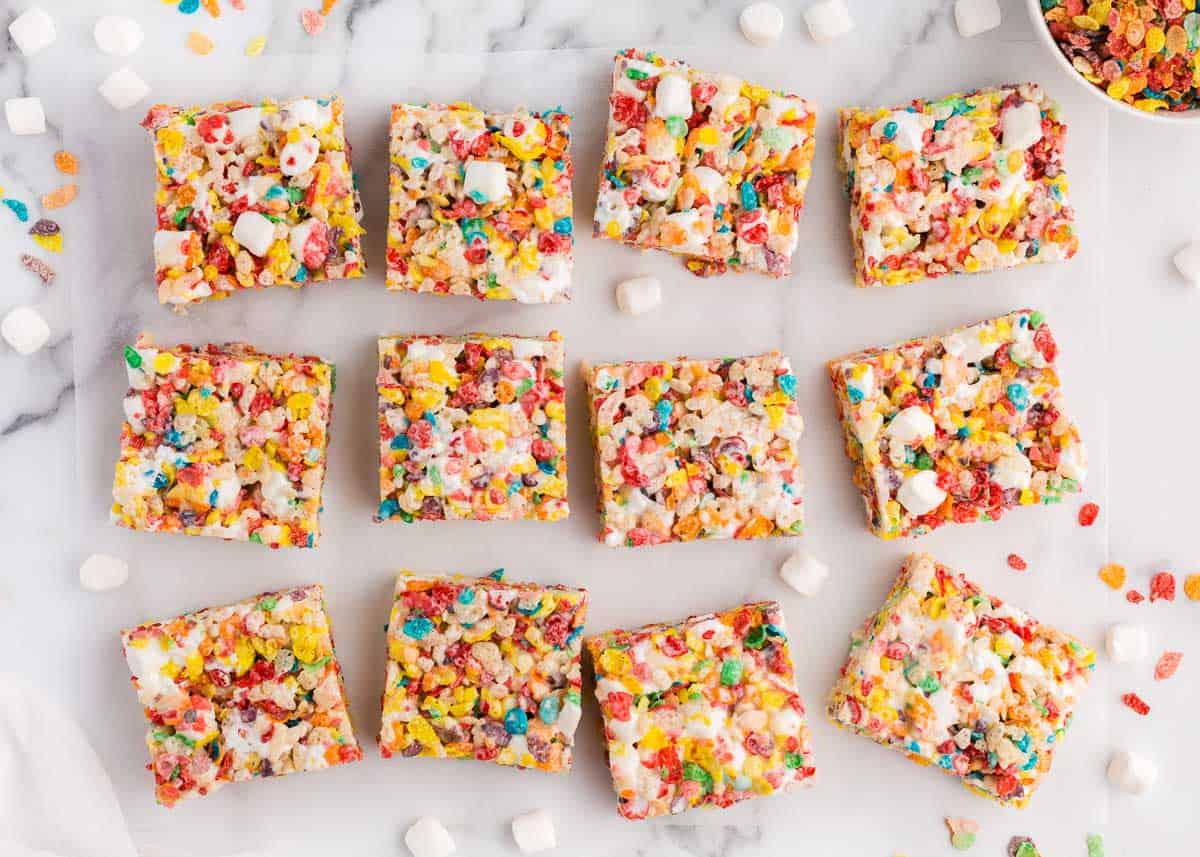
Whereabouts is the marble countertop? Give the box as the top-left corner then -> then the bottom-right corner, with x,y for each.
2,1 -> 1198,855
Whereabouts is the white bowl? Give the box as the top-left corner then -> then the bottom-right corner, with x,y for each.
1025,0 -> 1200,124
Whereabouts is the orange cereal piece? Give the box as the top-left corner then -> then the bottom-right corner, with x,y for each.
1098,563 -> 1126,590
53,150 -> 79,175
186,31 -> 215,55
1184,574 -> 1200,602
40,184 -> 77,210
202,0 -> 220,17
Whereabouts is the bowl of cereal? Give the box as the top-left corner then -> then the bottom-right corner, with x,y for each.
1027,0 -> 1200,123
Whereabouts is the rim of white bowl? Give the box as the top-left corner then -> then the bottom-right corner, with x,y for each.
1024,0 -> 1200,125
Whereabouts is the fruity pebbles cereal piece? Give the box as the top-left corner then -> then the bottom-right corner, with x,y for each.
120,583 -> 362,807
1154,651 -> 1183,682
583,350 -> 803,547
827,553 -> 1095,807
838,83 -> 1077,287
827,309 -> 1087,539
1149,571 -> 1176,602
1185,574 -> 1200,601
112,334 -> 334,548
379,570 -> 587,772
141,96 -> 365,309
586,600 -> 815,820
386,103 -> 573,302
594,48 -> 817,278
376,332 -> 568,523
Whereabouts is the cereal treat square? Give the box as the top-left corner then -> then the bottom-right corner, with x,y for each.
379,571 -> 588,772
142,96 -> 365,309
838,83 -> 1078,287
120,584 -> 362,807
828,310 -> 1087,539
587,601 -> 815,820
827,554 -> 1095,807
112,335 -> 334,548
377,332 -> 568,523
583,351 -> 803,547
594,49 -> 817,278
386,103 -> 573,302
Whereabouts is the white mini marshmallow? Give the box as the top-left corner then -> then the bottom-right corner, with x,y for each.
283,98 -> 320,129
991,451 -> 1033,491
1057,443 -> 1088,483
279,136 -> 319,177
233,211 -> 277,257
615,276 -> 662,316
227,106 -> 265,142
9,6 -> 56,56
463,160 -> 510,204
653,73 -> 693,119
93,15 -> 143,57
1,305 -> 50,355
153,230 -> 194,270
79,553 -> 129,592
1107,750 -> 1157,795
123,394 -> 147,434
779,550 -> 829,597
1002,101 -> 1044,151
954,0 -> 1002,38
404,817 -> 455,857
5,97 -> 45,135
804,0 -> 854,43
896,470 -> 946,515
883,405 -> 935,446
1105,623 -> 1149,664
739,2 -> 785,46
1173,242 -> 1200,284
511,810 -> 556,854
289,220 -> 317,259
99,66 -> 150,111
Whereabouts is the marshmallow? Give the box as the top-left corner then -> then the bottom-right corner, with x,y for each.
79,553 -> 129,592
1056,443 -> 1088,483
1001,101 -> 1044,151
896,470 -> 946,515
991,451 -> 1033,491
1173,242 -> 1200,284
739,3 -> 785,46
779,550 -> 829,597
463,160 -> 510,204
511,809 -> 556,854
615,275 -> 662,316
93,15 -> 143,57
954,0 -> 1002,38
653,73 -> 693,119
804,0 -> 854,43
98,66 -> 150,111
154,230 -> 194,270
5,97 -> 45,135
227,106 -> 265,142
1105,623 -> 1149,664
233,211 -> 277,257
1,305 -> 50,355
9,6 -> 56,56
279,135 -> 320,177
404,817 -> 455,857
1107,750 -> 1157,795
282,98 -> 320,129
883,406 -> 935,446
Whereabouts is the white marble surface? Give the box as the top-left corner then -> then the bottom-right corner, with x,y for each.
1,1 -> 1198,855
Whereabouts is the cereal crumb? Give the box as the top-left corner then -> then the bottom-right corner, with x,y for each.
1078,502 -> 1099,526
1154,651 -> 1183,681
1098,563 -> 1125,590
1006,553 -> 1027,571
1149,571 -> 1176,603
1120,692 -> 1150,715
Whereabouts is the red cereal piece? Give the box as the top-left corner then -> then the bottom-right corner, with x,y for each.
1078,502 -> 1099,527
1121,692 -> 1150,716
1149,572 -> 1176,603
300,9 -> 326,35
1125,590 -> 1145,604
1154,651 -> 1183,682
1007,553 -> 1028,571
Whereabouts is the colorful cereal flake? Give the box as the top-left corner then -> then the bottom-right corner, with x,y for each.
19,253 -> 54,284
1078,501 -> 1099,526
3,199 -> 29,222
54,150 -> 79,175
944,817 -> 979,851
1154,651 -> 1183,681
186,31 -> 215,55
301,9 -> 326,35
1098,563 -> 1126,590
1007,553 -> 1027,571
1008,837 -> 1042,857
40,184 -> 77,210
245,35 -> 266,56
29,218 -> 62,252
1125,589 -> 1145,604
1149,571 -> 1176,602
1185,574 -> 1200,601
1120,692 -> 1150,715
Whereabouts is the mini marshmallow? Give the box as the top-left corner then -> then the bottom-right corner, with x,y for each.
93,15 -> 143,57
279,135 -> 319,177
463,160 -> 510,204
896,470 -> 946,515
232,211 -> 277,257
5,97 -> 45,135
1107,750 -> 1157,795
98,66 -> 150,111
779,550 -> 829,597
511,809 -> 556,855
954,0 -> 1002,38
615,275 -> 662,315
1105,623 -> 1149,664
991,451 -> 1033,491
227,106 -> 265,141
1002,101 -> 1044,151
79,553 -> 129,592
883,405 -> 935,446
739,2 -> 785,47
804,0 -> 854,43
9,6 -> 56,56
404,817 -> 455,857
1173,242 -> 1200,284
153,230 -> 194,270
653,73 -> 693,119
1,305 -> 50,355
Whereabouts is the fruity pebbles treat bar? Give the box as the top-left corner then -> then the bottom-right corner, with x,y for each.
839,83 -> 1078,287
594,49 -> 817,278
377,332 -> 568,523
379,570 -> 587,771
827,309 -> 1087,539
386,103 -> 573,302
583,351 -> 803,547
112,335 -> 334,548
143,96 -> 364,309
587,601 -> 815,820
120,584 -> 362,807
827,553 -> 1095,807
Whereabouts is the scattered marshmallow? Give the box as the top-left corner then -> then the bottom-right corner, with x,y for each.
804,0 -> 854,44
8,6 -> 56,56
779,550 -> 829,597
79,554 -> 129,592
1,305 -> 50,355
404,817 -> 455,857
1107,750 -> 1157,795
883,405 -> 935,446
5,96 -> 45,135
98,66 -> 150,111
94,15 -> 144,57
954,0 -> 1002,39
1105,623 -> 1149,664
1001,100 -> 1044,151
233,211 -> 277,257
739,3 -> 785,47
463,159 -> 510,204
511,810 -> 556,855
1173,242 -> 1200,284
896,470 -> 946,515
615,275 -> 662,316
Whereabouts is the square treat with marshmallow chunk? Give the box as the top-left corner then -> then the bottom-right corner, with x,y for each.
827,309 -> 1086,539
583,351 -> 803,547
594,49 -> 816,278
838,83 -> 1077,287
376,332 -> 568,523
827,553 -> 1095,807
141,96 -> 365,309
386,103 -> 573,302
120,583 -> 362,807
112,334 -> 334,548
586,601 -> 815,820
379,570 -> 587,772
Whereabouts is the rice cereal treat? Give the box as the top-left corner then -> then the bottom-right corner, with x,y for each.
583,351 -> 803,547
827,554 -> 1095,807
142,96 -> 365,309
386,103 -> 573,302
827,309 -> 1087,539
594,48 -> 817,278
587,601 -> 815,820
377,332 -> 568,523
379,570 -> 587,771
112,335 -> 334,548
120,584 -> 362,807
839,83 -> 1078,287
